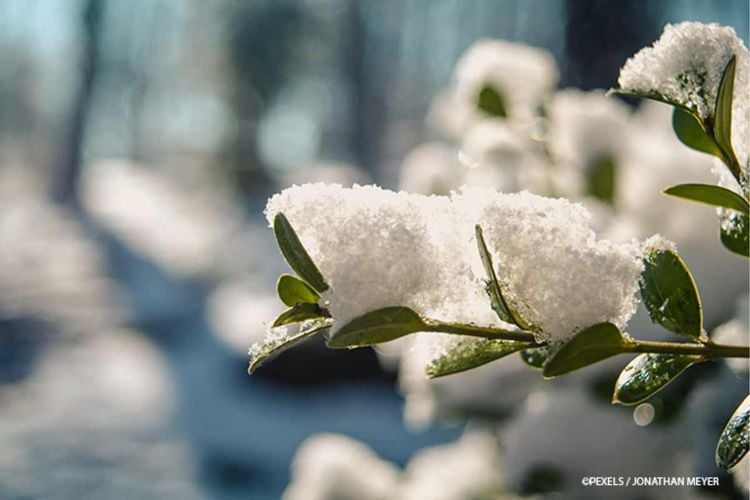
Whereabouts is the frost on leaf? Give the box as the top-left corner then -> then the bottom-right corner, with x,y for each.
616,22 -> 749,167
248,318 -> 332,374
426,337 -> 529,378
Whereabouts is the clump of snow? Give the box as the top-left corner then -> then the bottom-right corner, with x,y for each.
265,183 -> 468,328
82,160 -> 250,279
454,187 -> 644,342
265,184 -> 648,344
399,430 -> 507,500
546,89 -> 632,194
617,22 -> 749,167
283,430 -> 512,500
641,234 -> 677,254
454,39 -> 559,124
283,434 -> 400,500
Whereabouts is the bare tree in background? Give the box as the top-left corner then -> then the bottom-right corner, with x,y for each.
53,0 -> 104,206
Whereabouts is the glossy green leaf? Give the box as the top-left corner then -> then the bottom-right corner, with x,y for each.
714,56 -> 741,172
720,211 -> 750,258
475,225 -> 533,330
273,213 -> 329,293
716,396 -> 750,470
520,346 -> 556,370
477,85 -> 507,118
277,274 -> 320,307
664,184 -> 749,214
542,323 -> 627,378
426,338 -> 530,378
272,302 -> 327,327
672,107 -> 723,157
639,248 -> 703,339
248,318 -> 332,374
586,155 -> 616,204
612,353 -> 705,405
327,306 -> 426,348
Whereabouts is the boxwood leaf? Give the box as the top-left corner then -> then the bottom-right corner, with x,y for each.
426,338 -> 530,378
672,107 -> 723,157
520,346 -> 557,370
720,211 -> 750,258
273,213 -> 329,293
612,353 -> 705,405
477,85 -> 507,118
327,306 -> 426,348
716,395 -> 750,470
475,225 -> 534,330
248,318 -> 332,374
714,56 -> 741,172
639,247 -> 703,339
277,274 -> 320,307
272,302 -> 327,327
542,323 -> 627,378
664,184 -> 749,214
586,155 -> 617,204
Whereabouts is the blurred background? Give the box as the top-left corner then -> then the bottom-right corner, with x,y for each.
0,1 -> 748,499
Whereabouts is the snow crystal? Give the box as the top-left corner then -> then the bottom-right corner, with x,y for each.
454,39 -> 559,124
617,22 -> 749,167
265,184 -> 648,344
641,234 -> 677,254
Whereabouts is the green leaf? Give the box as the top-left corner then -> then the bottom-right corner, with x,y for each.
248,318 -> 332,374
277,274 -> 320,307
273,213 -> 329,293
586,155 -> 617,204
672,107 -> 723,157
426,338 -> 530,378
664,184 -> 749,214
327,306 -> 427,348
520,346 -> 556,370
639,247 -> 703,339
477,85 -> 507,118
475,225 -> 533,330
714,56 -> 741,170
716,396 -> 750,470
720,211 -> 750,258
609,89 -> 696,115
272,302 -> 326,327
542,323 -> 627,378
612,353 -> 705,405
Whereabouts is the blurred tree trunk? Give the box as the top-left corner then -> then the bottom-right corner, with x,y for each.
341,0 -> 369,174
562,0 -> 663,90
53,0 -> 104,206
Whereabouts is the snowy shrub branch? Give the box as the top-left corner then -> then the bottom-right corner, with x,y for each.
250,22 -> 750,473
